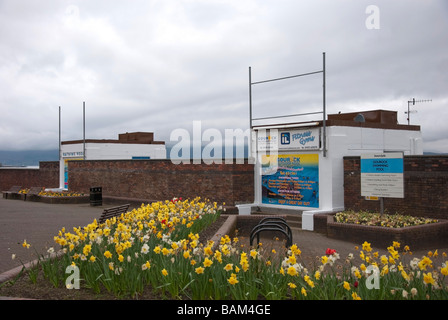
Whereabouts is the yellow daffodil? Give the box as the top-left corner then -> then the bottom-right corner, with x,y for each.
203,257 -> 213,268
301,287 -> 307,296
224,263 -> 233,271
228,275 -> 238,285
195,266 -> 204,274
352,292 -> 362,300
287,266 -> 298,276
423,272 -> 435,285
362,241 -> 372,252
22,240 -> 30,249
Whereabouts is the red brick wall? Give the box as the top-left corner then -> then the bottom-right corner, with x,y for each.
344,155 -> 448,220
67,159 -> 254,206
0,161 -> 59,191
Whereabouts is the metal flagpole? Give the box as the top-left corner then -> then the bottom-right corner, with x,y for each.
323,52 -> 326,157
59,106 -> 61,162
83,101 -> 86,160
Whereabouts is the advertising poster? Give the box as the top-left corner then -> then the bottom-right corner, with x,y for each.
64,158 -> 83,189
261,154 -> 319,207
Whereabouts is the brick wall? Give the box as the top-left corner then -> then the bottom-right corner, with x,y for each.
0,161 -> 59,191
67,159 -> 254,206
344,155 -> 448,220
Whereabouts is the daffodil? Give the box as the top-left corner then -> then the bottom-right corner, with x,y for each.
104,251 -> 113,259
362,241 -> 372,252
228,275 -> 238,285
224,263 -> 233,271
352,292 -> 362,300
250,249 -> 258,259
203,257 -> 213,268
22,240 -> 30,249
195,266 -> 204,274
423,272 -> 435,285
301,287 -> 307,296
287,266 -> 298,276
82,244 -> 91,256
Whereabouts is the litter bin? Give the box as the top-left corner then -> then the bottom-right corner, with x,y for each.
90,186 -> 102,206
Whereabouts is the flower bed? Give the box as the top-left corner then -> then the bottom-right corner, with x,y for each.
38,190 -> 89,204
327,212 -> 448,250
334,210 -> 439,228
1,197 -> 447,300
17,188 -> 89,204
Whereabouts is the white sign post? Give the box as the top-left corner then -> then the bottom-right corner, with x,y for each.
361,153 -> 404,214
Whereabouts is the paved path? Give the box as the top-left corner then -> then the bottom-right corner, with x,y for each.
0,197 -> 104,274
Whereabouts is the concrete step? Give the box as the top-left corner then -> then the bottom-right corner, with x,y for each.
251,210 -> 302,229
286,215 -> 302,229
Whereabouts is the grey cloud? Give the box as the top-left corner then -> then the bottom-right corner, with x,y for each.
0,0 -> 447,154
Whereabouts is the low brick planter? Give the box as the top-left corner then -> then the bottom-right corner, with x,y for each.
22,194 -> 89,204
326,214 -> 448,250
38,195 -> 90,204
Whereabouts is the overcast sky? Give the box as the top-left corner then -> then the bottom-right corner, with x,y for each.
0,0 -> 447,153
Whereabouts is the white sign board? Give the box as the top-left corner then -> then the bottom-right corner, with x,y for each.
279,128 -> 320,150
257,127 -> 320,151
361,153 -> 404,198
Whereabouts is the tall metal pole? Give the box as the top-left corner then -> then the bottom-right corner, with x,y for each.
249,67 -> 252,129
83,101 -> 86,160
59,106 -> 61,162
322,52 -> 327,157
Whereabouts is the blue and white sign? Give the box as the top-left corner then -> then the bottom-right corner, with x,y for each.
279,128 -> 320,150
361,153 -> 404,198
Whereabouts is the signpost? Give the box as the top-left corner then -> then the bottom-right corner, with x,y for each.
361,153 -> 404,214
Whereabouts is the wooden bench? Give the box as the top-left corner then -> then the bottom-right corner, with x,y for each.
98,204 -> 130,224
25,187 -> 44,201
2,186 -> 22,199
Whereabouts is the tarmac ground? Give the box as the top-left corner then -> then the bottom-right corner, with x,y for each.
1,196 -> 447,276
0,197 -> 104,274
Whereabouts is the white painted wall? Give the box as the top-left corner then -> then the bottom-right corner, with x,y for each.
59,142 -> 166,189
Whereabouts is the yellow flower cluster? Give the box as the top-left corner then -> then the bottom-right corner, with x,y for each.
22,196 -> 448,300
39,191 -> 85,197
335,210 -> 438,228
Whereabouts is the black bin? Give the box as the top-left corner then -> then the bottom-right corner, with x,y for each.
90,186 -> 102,206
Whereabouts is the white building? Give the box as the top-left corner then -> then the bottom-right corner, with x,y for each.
60,132 -> 166,189
247,110 -> 423,230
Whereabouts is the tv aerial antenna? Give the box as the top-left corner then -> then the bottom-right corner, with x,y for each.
405,98 -> 432,125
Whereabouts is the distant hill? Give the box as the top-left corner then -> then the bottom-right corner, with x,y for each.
0,150 -> 59,167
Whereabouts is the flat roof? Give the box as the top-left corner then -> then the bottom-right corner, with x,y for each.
62,132 -> 165,145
